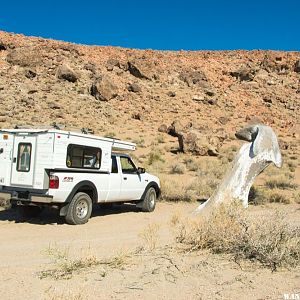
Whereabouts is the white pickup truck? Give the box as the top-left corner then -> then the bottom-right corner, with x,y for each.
0,128 -> 160,224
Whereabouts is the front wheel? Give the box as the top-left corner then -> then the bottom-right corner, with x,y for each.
141,187 -> 156,212
65,192 -> 92,225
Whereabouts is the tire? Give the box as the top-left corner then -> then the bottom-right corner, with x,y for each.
141,187 -> 156,212
18,206 -> 42,218
65,192 -> 92,225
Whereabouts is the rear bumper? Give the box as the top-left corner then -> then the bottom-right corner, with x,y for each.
0,191 -> 53,204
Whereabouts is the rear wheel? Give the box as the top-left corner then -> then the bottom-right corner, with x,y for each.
65,192 -> 92,225
141,187 -> 156,212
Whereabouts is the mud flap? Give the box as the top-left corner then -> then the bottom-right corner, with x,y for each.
59,203 -> 70,216
136,200 -> 143,209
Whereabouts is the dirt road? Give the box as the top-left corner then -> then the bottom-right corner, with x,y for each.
0,202 -> 299,300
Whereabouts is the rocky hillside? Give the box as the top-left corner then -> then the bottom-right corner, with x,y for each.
0,31 -> 299,155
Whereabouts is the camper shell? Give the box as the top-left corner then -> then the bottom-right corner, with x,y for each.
0,128 -> 160,224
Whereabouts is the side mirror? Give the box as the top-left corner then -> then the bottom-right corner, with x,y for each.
137,167 -> 146,174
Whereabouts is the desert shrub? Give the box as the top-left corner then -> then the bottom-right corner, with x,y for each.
248,186 -> 264,205
170,163 -> 186,174
187,177 -> 218,200
139,223 -> 160,251
175,202 -> 300,270
286,160 -> 297,172
104,131 -> 116,138
265,189 -> 290,204
132,137 -> 145,148
197,159 -> 226,180
38,245 -> 130,280
293,192 -> 300,204
265,176 -> 297,190
183,157 -> 199,172
157,134 -> 165,144
147,149 -> 165,165
38,246 -> 100,280
220,145 -> 238,164
249,186 -> 290,205
160,177 -> 193,202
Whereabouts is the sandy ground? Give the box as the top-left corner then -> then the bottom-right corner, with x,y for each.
0,202 -> 299,300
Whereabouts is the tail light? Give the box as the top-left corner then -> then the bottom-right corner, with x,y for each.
49,174 -> 59,189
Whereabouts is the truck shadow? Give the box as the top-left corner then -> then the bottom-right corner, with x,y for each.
0,204 -> 141,225
92,203 -> 140,217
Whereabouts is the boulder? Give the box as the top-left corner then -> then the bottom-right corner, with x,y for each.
132,113 -> 143,120
6,47 -> 43,67
167,91 -> 176,97
84,62 -> 96,74
179,69 -> 207,87
0,43 -> 6,51
127,60 -> 155,80
166,121 -> 220,156
128,83 -> 141,93
91,76 -> 118,101
24,69 -> 37,79
230,66 -> 257,81
158,124 -> 168,133
294,60 -> 300,73
106,58 -> 120,71
57,64 -> 78,82
180,131 -> 219,156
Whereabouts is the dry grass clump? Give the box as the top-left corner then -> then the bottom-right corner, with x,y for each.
38,245 -> 131,280
147,149 -> 165,165
219,145 -> 238,164
139,223 -> 160,251
175,202 -> 300,271
38,246 -> 100,280
294,192 -> 300,204
197,159 -> 226,180
169,163 -> 186,174
265,176 -> 298,190
183,157 -> 200,172
160,177 -> 193,202
187,177 -> 218,201
132,137 -> 146,148
249,186 -> 290,205
157,134 -> 165,144
45,287 -> 84,300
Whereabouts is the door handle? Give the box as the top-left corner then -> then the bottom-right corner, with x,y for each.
13,157 -> 16,163
123,177 -> 127,180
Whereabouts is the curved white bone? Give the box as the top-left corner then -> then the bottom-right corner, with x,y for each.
195,124 -> 282,213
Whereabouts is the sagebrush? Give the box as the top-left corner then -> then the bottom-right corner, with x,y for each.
175,202 -> 300,271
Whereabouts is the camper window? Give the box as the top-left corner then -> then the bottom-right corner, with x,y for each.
66,144 -> 101,169
17,143 -> 32,172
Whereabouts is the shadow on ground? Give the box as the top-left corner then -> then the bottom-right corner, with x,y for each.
0,203 -> 141,225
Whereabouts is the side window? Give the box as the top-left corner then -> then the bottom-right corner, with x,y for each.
111,156 -> 118,173
17,143 -> 32,172
120,156 -> 136,174
66,144 -> 101,169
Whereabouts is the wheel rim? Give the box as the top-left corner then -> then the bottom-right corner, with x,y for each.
149,191 -> 156,207
76,199 -> 89,219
